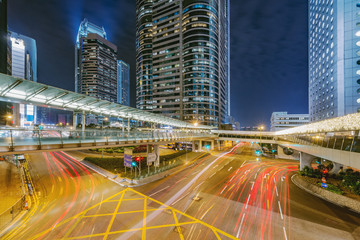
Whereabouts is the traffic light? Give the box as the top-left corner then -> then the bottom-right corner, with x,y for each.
255,150 -> 261,156
131,161 -> 137,167
271,149 -> 276,153
135,157 -> 140,162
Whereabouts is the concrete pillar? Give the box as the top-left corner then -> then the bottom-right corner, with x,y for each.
192,141 -> 195,152
199,140 -> 202,152
127,118 -> 130,133
82,112 -> 85,133
330,162 -> 343,174
218,140 -> 221,151
73,113 -> 77,130
122,118 -> 125,132
211,140 -> 214,150
299,152 -> 313,170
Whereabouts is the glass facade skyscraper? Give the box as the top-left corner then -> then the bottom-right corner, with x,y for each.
136,0 -> 230,126
9,32 -> 37,126
0,0 -> 7,74
309,0 -> 360,121
75,19 -> 117,103
75,19 -> 107,94
117,60 -> 130,106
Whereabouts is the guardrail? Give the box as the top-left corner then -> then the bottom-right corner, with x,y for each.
0,129 -> 214,153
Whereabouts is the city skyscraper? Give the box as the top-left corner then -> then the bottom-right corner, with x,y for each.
136,0 -> 230,126
309,0 -> 360,122
0,0 -> 7,74
9,32 -> 37,126
75,19 -> 117,103
117,60 -> 130,106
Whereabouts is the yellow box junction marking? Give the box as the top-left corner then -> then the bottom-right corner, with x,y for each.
28,188 -> 239,240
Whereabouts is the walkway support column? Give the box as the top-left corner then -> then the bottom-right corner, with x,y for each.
330,162 -> 343,174
192,141 -> 195,152
199,140 -> 203,152
122,118 -> 125,133
73,112 -> 77,130
211,140 -> 214,151
299,152 -> 313,170
127,118 -> 130,133
82,111 -> 85,133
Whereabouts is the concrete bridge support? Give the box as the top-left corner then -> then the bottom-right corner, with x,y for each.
73,113 -> 77,130
300,152 -> 314,170
330,162 -> 343,174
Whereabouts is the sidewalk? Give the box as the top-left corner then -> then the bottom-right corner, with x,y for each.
291,174 -> 360,214
0,161 -> 23,214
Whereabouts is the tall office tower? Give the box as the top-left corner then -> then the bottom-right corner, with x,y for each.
309,0 -> 360,122
117,60 -> 130,106
75,19 -> 107,94
9,32 -> 37,126
136,0 -> 230,126
0,0 -> 7,74
76,30 -> 117,103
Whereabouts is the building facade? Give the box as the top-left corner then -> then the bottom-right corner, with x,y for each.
117,60 -> 130,106
9,32 -> 37,127
270,112 -> 309,132
309,0 -> 360,122
136,0 -> 230,126
0,0 -> 7,74
75,19 -> 108,94
77,33 -> 117,103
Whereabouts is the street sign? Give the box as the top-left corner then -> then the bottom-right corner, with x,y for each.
147,152 -> 156,163
321,177 -> 326,183
321,183 -> 328,188
124,148 -> 133,168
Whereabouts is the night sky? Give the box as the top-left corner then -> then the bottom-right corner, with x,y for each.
8,0 -> 308,128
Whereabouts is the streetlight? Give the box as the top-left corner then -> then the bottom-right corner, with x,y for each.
194,122 -> 198,127
6,115 -> 12,126
102,117 -> 109,128
258,125 -> 265,161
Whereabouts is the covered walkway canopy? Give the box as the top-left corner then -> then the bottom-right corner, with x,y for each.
0,73 -> 212,129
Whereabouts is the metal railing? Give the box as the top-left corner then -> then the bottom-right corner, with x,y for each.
0,196 -> 25,231
0,129 -> 214,152
277,135 -> 360,153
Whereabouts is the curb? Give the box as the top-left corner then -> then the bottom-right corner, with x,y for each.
291,174 -> 360,215
64,151 -> 207,188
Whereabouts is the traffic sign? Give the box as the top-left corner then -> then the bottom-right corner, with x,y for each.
124,148 -> 133,168
321,183 -> 328,188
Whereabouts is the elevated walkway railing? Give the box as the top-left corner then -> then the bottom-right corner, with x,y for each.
0,129 -> 214,153
278,135 -> 360,154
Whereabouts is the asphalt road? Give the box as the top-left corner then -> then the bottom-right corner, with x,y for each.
2,143 -> 360,240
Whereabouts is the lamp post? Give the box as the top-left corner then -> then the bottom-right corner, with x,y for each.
102,117 -> 108,129
258,125 -> 264,161
6,115 -> 12,126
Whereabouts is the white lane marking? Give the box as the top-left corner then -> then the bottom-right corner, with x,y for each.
236,213 -> 246,238
235,168 -> 240,174
175,178 -> 186,184
240,161 -> 247,168
245,194 -> 251,209
208,173 -> 216,179
195,181 -> 204,189
171,192 -> 190,206
274,178 -> 276,184
200,204 -> 214,220
251,182 -> 255,190
220,186 -> 228,194
229,175 -> 235,182
254,173 -> 257,179
149,186 -> 170,197
213,165 -> 218,169
275,186 -> 279,197
278,201 -> 283,220
256,168 -> 261,173
283,227 -> 288,240
281,176 -> 286,182
228,167 -> 233,171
